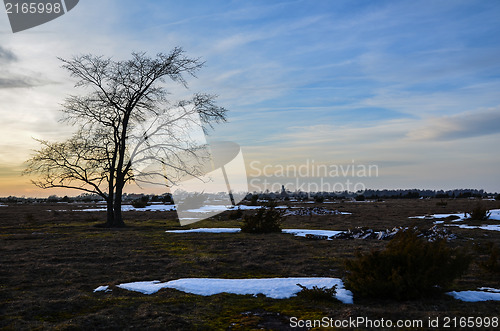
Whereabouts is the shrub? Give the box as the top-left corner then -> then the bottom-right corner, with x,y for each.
228,207 -> 243,220
240,204 -> 283,233
344,230 -> 471,300
355,195 -> 365,201
132,197 -> 149,208
479,242 -> 500,274
296,284 -> 338,302
496,194 -> 500,201
314,195 -> 325,203
466,204 -> 491,221
176,192 -> 207,211
436,199 -> 448,206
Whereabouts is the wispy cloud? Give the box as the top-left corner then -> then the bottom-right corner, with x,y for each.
408,107 -> 500,141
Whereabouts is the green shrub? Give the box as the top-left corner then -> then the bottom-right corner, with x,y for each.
240,205 -> 283,233
466,204 -> 491,221
296,284 -> 338,302
344,230 -> 471,300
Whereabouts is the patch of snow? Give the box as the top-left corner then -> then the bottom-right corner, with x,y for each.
166,228 -> 241,234
281,229 -> 342,239
447,288 -> 500,302
93,285 -> 111,293
410,209 -> 500,222
0,204 -> 7,207
78,204 -> 288,213
80,204 -> 176,212
116,277 -> 353,303
445,224 -> 500,232
165,228 -> 343,240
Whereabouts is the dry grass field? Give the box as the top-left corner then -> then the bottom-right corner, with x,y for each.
1,199 -> 499,330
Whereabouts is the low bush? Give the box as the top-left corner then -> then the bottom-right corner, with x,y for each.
240,204 -> 283,233
344,230 -> 471,300
314,195 -> 325,203
132,197 -> 149,208
479,242 -> 500,274
176,193 -> 207,211
296,284 -> 338,302
436,199 -> 448,206
228,207 -> 243,220
466,204 -> 491,221
355,195 -> 365,201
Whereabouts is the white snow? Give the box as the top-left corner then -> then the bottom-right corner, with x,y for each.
77,204 -> 288,213
80,204 -> 175,212
410,209 -> 500,231
281,229 -> 342,238
0,204 -> 7,207
93,285 -> 111,293
410,209 -> 500,222
167,228 -> 241,234
166,228 -> 342,239
447,288 -> 500,302
115,277 -> 353,303
445,224 -> 500,232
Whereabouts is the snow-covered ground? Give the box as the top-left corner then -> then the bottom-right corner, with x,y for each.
410,209 -> 500,231
410,209 -> 500,221
0,204 -> 7,207
77,204 -> 290,213
110,277 -> 353,303
445,224 -> 500,232
77,204 -> 175,212
165,228 -> 342,239
447,287 -> 500,302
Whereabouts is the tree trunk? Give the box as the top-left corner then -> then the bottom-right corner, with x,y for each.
112,183 -> 125,227
106,197 -> 114,226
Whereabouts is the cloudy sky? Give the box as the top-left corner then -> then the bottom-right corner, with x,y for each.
1,0 -> 499,197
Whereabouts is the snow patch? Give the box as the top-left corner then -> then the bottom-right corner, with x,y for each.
93,285 -> 111,293
447,288 -> 500,302
445,224 -> 500,232
410,209 -> 500,222
115,277 -> 353,303
166,228 -> 342,240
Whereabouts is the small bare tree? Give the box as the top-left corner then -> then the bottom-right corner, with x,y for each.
24,48 -> 227,227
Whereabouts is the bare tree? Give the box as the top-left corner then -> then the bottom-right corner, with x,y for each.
24,48 -> 227,227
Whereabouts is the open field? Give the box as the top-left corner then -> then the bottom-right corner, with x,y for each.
1,199 -> 499,330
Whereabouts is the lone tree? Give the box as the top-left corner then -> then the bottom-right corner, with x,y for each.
24,48 -> 227,227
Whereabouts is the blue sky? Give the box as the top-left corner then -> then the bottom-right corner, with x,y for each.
1,0 -> 499,196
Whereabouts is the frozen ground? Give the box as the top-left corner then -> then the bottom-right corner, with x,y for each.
165,228 -> 342,239
109,277 -> 353,303
447,287 -> 500,302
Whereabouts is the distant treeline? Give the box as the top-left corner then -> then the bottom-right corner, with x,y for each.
1,189 -> 499,203
248,188 -> 499,201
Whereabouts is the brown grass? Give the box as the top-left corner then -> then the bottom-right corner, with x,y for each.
0,199 -> 499,330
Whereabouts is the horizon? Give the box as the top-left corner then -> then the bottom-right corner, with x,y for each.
1,0 -> 500,197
